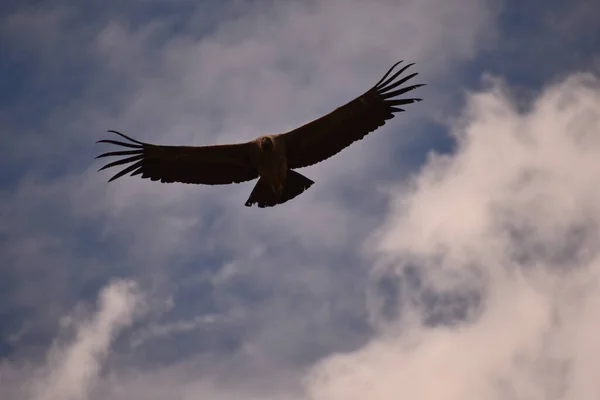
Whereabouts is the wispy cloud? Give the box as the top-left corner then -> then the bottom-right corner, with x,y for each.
1,280 -> 142,400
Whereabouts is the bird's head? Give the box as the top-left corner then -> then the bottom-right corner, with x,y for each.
260,136 -> 274,151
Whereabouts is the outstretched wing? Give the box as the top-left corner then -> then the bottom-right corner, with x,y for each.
279,61 -> 424,169
96,130 -> 259,185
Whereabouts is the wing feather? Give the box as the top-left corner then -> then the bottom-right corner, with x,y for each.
96,130 -> 259,185
279,61 -> 424,169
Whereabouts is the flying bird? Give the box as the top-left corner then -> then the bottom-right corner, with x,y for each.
96,60 -> 424,208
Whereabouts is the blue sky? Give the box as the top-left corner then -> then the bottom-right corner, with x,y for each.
1,1 -> 600,399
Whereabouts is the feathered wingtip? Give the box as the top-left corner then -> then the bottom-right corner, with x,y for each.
372,60 -> 426,112
96,130 -> 147,182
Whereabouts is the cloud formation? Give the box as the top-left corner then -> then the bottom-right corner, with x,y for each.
1,280 -> 141,400
309,72 -> 600,400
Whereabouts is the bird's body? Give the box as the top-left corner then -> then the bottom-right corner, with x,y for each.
96,60 -> 425,208
252,136 -> 288,195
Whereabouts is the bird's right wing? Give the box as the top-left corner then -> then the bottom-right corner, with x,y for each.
96,130 -> 259,185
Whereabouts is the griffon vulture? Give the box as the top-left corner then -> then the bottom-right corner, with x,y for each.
96,60 -> 424,208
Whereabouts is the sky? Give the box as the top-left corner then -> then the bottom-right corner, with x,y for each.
1,0 -> 600,399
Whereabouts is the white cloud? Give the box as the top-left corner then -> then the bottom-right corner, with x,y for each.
306,72 -> 600,400
130,313 -> 225,348
25,280 -> 143,400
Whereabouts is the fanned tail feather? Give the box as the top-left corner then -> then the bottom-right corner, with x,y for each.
245,170 -> 314,208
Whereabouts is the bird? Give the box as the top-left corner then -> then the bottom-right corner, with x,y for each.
96,60 -> 424,208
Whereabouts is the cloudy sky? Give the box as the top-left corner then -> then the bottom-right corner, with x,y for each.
1,0 -> 600,399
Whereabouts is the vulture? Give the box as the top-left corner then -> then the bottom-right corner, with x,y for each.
96,60 -> 424,208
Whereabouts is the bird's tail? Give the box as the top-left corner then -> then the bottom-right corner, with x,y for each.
245,170 -> 314,208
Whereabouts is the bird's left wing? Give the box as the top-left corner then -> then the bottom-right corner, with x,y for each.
96,130 -> 259,185
278,61 -> 424,169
